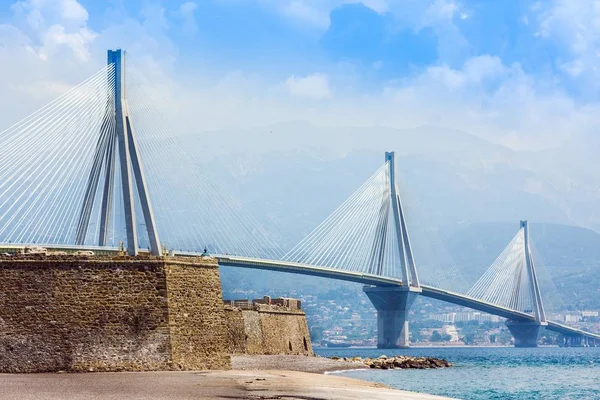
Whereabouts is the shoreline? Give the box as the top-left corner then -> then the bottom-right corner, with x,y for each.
232,354 -> 452,373
0,355 -> 455,400
315,344 -> 561,349
231,354 -> 367,373
324,367 -> 370,374
0,369 -> 455,400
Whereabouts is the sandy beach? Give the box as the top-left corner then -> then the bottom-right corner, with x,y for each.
232,354 -> 367,373
0,355 -> 454,399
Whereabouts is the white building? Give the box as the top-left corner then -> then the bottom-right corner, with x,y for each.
564,314 -> 581,323
429,312 -> 499,324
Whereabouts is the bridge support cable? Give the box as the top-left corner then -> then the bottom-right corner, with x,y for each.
98,118 -> 117,246
467,220 -> 548,347
527,238 -> 566,317
74,49 -> 162,256
388,152 -> 419,287
370,192 -> 390,276
467,221 -> 547,322
0,65 -> 120,246
283,163 -> 389,273
468,226 -> 532,312
75,97 -> 116,245
0,50 -> 166,254
394,188 -> 470,292
121,60 -> 283,259
283,152 -> 419,285
522,221 -> 546,323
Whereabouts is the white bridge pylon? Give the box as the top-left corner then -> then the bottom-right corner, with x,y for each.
0,48 -> 283,259
468,220 -> 547,324
75,49 -> 161,256
283,152 -> 419,287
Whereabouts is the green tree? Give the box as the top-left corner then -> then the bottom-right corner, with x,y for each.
461,333 -> 476,345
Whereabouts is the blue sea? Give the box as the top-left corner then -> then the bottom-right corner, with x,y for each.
315,347 -> 600,399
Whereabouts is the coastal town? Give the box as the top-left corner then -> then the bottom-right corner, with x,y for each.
231,288 -> 600,347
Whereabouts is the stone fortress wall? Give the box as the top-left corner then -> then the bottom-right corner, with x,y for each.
224,296 -> 313,356
0,252 -> 314,373
0,254 -> 230,372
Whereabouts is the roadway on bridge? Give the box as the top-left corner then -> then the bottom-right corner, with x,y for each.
216,254 -> 600,342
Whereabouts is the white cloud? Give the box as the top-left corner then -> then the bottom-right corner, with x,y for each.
147,51 -> 596,151
10,0 -> 95,61
426,65 -> 466,88
280,1 -> 330,29
463,55 -> 507,82
261,0 -> 387,30
370,56 -> 588,150
179,1 -> 198,35
536,0 -> 600,85
422,56 -> 508,89
140,3 -> 169,33
57,0 -> 88,24
0,0 -> 178,128
259,0 -> 471,66
560,59 -> 585,77
40,24 -> 96,61
423,0 -> 459,24
2,0 -> 600,155
285,73 -> 332,99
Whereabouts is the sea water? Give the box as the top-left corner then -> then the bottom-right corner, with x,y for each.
315,347 -> 600,399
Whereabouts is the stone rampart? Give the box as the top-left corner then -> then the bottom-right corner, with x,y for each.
224,297 -> 313,356
0,255 -> 230,372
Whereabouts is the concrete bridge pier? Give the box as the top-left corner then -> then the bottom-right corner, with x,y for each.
505,320 -> 546,347
363,286 -> 420,348
559,334 -> 578,347
572,335 -> 586,347
558,334 -> 568,347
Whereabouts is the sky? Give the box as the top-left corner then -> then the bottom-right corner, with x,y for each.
1,0 -> 600,150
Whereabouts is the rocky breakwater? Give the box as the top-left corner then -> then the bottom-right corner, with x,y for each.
331,355 -> 452,370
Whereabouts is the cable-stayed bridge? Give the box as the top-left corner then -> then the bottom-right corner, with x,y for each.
0,49 -> 598,348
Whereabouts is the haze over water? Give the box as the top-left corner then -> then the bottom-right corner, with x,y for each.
316,347 -> 600,400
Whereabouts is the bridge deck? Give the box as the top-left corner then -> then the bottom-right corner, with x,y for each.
216,255 -> 600,340
2,244 -> 598,341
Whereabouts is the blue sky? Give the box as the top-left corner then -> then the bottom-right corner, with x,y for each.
64,1 -> 571,84
1,0 -> 600,149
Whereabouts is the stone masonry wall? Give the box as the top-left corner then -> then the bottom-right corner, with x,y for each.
165,263 -> 230,370
0,256 -> 230,372
224,303 -> 313,356
224,307 -> 246,354
242,310 -> 265,354
257,309 -> 313,356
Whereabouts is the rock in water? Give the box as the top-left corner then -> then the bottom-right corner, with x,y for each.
330,355 -> 452,370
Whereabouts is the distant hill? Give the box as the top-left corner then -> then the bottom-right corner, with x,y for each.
190,123 -> 600,239
220,221 -> 600,311
181,122 -> 600,310
444,222 -> 600,311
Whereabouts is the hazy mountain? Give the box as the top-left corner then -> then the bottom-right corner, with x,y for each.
188,123 -> 600,241
220,222 -> 600,310
445,222 -> 600,311
184,122 -> 600,309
